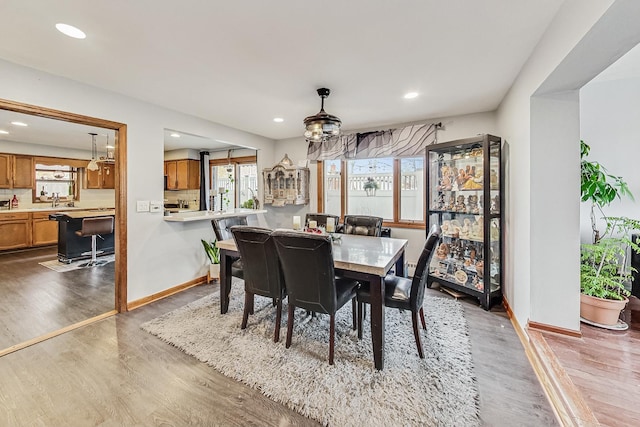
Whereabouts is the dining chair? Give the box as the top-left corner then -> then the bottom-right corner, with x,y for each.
211,216 -> 247,279
231,226 -> 286,342
272,230 -> 359,365
304,213 -> 340,229
342,215 -> 383,237
357,224 -> 441,358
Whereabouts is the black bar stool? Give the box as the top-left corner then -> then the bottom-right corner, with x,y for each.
75,216 -> 114,267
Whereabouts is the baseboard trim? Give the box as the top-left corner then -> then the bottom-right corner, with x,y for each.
127,276 -> 208,311
502,297 -> 596,427
0,310 -> 117,357
528,320 -> 582,338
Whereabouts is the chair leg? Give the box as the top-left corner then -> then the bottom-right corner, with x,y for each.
249,296 -> 254,315
274,299 -> 282,342
351,298 -> 357,330
286,304 -> 295,348
412,310 -> 425,359
241,292 -> 252,329
419,306 -> 427,329
357,302 -> 363,340
329,314 -> 335,365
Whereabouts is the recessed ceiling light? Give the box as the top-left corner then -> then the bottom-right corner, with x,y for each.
273,117 -> 284,123
404,92 -> 419,99
0,130 -> 9,134
55,23 -> 86,39
11,121 -> 28,127
170,133 -> 181,138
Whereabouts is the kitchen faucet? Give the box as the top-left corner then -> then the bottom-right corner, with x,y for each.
52,193 -> 60,208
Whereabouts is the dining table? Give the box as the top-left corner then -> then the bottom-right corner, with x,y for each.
216,232 -> 409,371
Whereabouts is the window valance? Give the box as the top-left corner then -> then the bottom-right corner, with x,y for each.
307,122 -> 439,161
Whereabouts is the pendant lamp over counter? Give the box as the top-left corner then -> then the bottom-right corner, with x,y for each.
87,132 -> 99,171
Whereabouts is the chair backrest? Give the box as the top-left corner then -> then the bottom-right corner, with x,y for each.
410,224 -> 442,310
342,215 -> 383,237
304,213 -> 340,229
272,230 -> 337,315
231,226 -> 285,299
78,216 -> 114,237
211,216 -> 248,241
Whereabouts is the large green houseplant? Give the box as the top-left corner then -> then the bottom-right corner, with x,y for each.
580,140 -> 637,326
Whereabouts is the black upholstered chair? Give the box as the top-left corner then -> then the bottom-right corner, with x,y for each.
357,225 -> 441,358
272,230 -> 359,365
231,226 -> 286,342
342,215 -> 383,237
304,213 -> 340,229
211,216 -> 248,279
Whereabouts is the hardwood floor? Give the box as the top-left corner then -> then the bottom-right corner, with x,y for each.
0,246 -> 114,349
539,296 -> 640,426
0,281 -> 558,426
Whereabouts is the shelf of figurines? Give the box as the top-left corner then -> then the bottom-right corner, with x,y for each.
428,252 -> 500,294
433,158 -> 499,192
431,192 -> 500,215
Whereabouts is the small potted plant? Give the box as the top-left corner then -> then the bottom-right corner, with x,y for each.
201,239 -> 221,282
580,140 -> 638,327
363,177 -> 379,197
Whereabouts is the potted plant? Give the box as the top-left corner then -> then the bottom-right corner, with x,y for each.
580,140 -> 637,326
201,239 -> 221,282
363,177 -> 379,197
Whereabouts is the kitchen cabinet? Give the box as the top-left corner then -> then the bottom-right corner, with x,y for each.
0,212 -> 31,250
164,159 -> 199,190
0,153 -> 34,189
31,211 -> 59,246
426,134 -> 503,310
86,163 -> 115,189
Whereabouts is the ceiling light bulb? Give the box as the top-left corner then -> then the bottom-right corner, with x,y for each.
273,118 -> 284,123
404,92 -> 419,99
55,23 -> 86,39
170,133 -> 181,138
11,121 -> 28,127
0,130 -> 8,134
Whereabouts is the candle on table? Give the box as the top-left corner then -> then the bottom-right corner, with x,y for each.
293,216 -> 301,230
308,220 -> 318,229
326,217 -> 335,233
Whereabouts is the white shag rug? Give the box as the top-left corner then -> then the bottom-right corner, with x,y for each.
142,283 -> 480,427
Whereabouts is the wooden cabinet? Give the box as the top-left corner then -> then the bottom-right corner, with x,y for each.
31,211 -> 58,246
0,212 -> 31,251
164,159 -> 199,190
0,153 -> 34,189
86,163 -> 115,189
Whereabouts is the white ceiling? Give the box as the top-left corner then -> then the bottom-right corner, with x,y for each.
0,0 -> 567,144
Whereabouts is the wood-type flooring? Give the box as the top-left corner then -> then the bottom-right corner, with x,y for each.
0,262 -> 558,426
0,246 -> 114,349
540,296 -> 640,426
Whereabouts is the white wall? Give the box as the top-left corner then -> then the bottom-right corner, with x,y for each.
0,58 -> 276,302
273,111 -> 498,265
495,0 -> 640,331
580,77 -> 640,243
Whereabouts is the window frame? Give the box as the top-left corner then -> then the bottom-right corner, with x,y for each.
317,157 -> 426,229
209,155 -> 257,209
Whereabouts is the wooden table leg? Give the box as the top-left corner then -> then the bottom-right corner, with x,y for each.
219,249 -> 234,314
370,275 -> 386,370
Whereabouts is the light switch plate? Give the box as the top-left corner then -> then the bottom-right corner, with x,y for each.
136,200 -> 150,212
149,200 -> 162,213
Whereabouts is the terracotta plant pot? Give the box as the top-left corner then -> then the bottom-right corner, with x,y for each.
580,293 -> 628,325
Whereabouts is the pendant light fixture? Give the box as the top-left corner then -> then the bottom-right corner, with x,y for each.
303,88 -> 341,143
87,132 -> 99,171
106,134 -> 115,160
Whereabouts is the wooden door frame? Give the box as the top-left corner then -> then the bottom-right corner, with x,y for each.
0,98 -> 128,312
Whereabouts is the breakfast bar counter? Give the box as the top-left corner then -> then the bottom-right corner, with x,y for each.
163,208 -> 267,222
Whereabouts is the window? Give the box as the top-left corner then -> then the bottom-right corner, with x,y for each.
320,156 -> 425,227
210,155 -> 257,211
33,160 -> 82,203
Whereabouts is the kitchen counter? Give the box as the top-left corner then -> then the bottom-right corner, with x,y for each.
163,208 -> 267,222
0,206 -> 114,214
49,209 -> 116,263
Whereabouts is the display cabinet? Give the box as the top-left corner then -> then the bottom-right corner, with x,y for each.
426,134 -> 502,309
